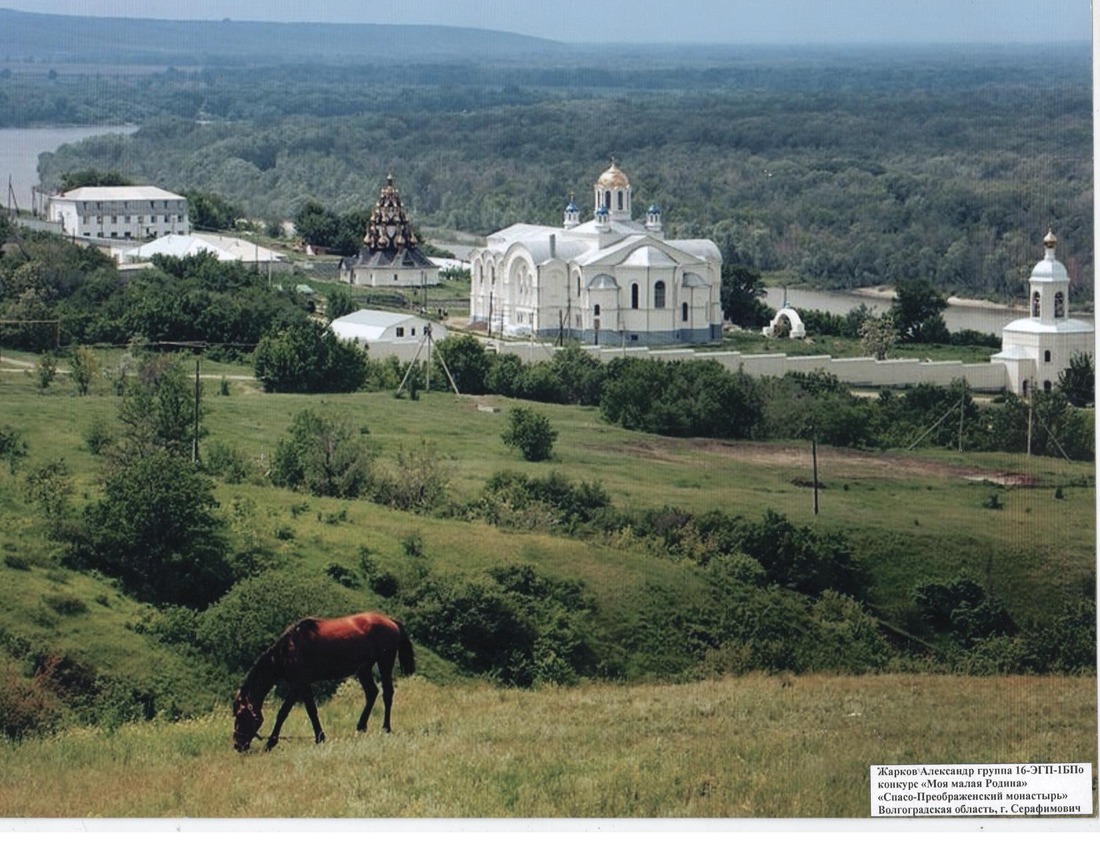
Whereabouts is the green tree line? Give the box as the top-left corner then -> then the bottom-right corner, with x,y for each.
21,44 -> 1091,303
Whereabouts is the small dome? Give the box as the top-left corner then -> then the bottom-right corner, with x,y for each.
595,160 -> 630,189
648,204 -> 661,214
565,200 -> 578,212
1031,230 -> 1069,284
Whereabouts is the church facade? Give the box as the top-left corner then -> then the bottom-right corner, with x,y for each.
468,162 -> 723,346
992,230 -> 1094,396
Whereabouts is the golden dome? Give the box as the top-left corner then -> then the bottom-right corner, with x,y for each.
595,160 -> 630,189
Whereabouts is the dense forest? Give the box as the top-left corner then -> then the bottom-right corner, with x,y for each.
1,18 -> 1090,305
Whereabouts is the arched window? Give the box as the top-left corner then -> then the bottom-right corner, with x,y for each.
1031,291 -> 1040,317
1055,291 -> 1065,318
654,280 -> 666,309
631,283 -> 639,310
1043,380 -> 1053,393
681,302 -> 689,322
593,304 -> 601,317
1044,350 -> 1052,363
617,190 -> 624,210
604,191 -> 611,209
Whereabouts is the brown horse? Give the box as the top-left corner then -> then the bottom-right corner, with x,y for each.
232,612 -> 415,752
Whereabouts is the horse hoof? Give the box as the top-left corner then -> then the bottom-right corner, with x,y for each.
315,733 -> 326,745
264,737 -> 279,751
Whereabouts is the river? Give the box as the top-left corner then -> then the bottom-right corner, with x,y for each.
763,285 -> 1030,336
1,125 -> 137,213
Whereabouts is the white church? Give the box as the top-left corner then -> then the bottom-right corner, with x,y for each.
992,230 -> 1094,396
468,161 -> 723,346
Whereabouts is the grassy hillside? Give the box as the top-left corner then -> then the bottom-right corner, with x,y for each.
2,354 -> 1094,621
0,673 -> 1094,818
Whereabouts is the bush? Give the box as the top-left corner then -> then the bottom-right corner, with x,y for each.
73,451 -> 234,608
501,407 -> 557,461
0,655 -> 67,740
203,440 -> 254,483
912,573 -> 1015,646
270,408 -> 376,497
371,440 -> 451,513
404,564 -> 599,686
253,323 -> 369,393
475,470 -> 612,531
196,571 -> 360,675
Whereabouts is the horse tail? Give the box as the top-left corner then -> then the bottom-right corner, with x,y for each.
395,620 -> 416,676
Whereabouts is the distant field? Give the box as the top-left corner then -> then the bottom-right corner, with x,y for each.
0,673 -> 1093,818
1,357 -> 1094,627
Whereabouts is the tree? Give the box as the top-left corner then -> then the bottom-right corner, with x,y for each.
270,408 -> 375,497
183,190 -> 244,232
23,458 -> 73,540
253,323 -> 369,393
436,334 -> 492,395
58,168 -> 130,192
68,347 -> 98,396
116,354 -> 200,460
502,407 -> 558,462
889,279 -> 949,343
324,288 -> 358,322
74,452 -> 233,608
0,425 -> 29,474
720,264 -> 772,329
1058,351 -> 1093,408
859,313 -> 898,360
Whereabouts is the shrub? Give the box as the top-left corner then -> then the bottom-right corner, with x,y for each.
270,408 -> 376,497
73,451 -> 234,608
83,417 -> 114,456
253,323 -> 368,393
476,470 -> 612,531
371,440 -> 451,513
0,656 -> 67,740
203,440 -> 253,484
501,407 -> 557,461
196,571 -> 360,676
912,573 -> 1015,646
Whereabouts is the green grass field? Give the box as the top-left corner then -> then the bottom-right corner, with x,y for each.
0,673 -> 1094,818
0,352 -> 1095,819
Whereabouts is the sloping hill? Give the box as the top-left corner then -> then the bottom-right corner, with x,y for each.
0,7 -> 565,66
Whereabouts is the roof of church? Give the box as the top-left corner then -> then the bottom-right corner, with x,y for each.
347,174 -> 436,270
595,160 -> 630,189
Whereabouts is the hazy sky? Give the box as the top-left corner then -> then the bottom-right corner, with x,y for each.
0,0 -> 1090,44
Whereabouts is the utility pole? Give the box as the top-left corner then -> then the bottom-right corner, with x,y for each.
811,431 -> 820,516
192,354 -> 201,466
958,381 -> 966,452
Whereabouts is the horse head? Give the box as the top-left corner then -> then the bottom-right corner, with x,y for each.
232,689 -> 263,752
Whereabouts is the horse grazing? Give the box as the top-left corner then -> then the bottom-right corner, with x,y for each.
232,612 -> 415,752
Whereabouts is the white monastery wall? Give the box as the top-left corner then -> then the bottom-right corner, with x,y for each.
486,339 -> 1013,392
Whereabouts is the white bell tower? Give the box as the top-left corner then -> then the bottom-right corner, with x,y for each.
1028,229 -> 1070,323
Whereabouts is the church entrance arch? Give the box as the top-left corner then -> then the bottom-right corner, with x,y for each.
764,306 -> 806,339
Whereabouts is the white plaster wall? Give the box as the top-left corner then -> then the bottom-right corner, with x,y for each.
485,339 -> 1013,392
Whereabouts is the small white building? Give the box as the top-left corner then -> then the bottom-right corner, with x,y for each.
468,161 -> 723,346
329,309 -> 448,362
992,230 -> 1094,395
118,232 -> 287,268
48,186 -> 189,240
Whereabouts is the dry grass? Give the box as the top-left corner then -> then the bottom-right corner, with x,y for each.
1,673 -> 1094,819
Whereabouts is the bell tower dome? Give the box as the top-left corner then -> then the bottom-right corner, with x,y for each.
594,159 -> 632,222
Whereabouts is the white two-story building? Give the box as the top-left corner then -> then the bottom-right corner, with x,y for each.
48,186 -> 189,241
